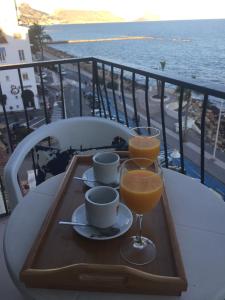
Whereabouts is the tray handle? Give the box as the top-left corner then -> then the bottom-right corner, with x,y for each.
78,272 -> 127,286
21,264 -> 129,289
63,264 -> 129,288
21,263 -> 186,294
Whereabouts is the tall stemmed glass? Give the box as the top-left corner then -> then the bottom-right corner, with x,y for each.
120,158 -> 163,265
129,127 -> 160,164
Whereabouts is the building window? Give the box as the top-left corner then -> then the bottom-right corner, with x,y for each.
22,73 -> 29,80
5,75 -> 10,81
0,47 -> 6,62
18,49 -> 25,61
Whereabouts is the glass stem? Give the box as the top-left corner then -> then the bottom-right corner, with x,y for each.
136,214 -> 143,245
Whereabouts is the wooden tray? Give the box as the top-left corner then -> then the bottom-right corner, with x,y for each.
20,152 -> 187,295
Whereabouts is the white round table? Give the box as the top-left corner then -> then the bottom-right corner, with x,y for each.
4,169 -> 225,300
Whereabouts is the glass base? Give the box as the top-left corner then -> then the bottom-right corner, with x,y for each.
120,235 -> 156,265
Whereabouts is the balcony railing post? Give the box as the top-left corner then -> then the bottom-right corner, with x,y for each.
18,69 -> 38,181
92,59 -> 97,116
120,69 -> 129,127
132,72 -> 139,127
200,94 -> 209,184
178,87 -> 185,173
0,175 -> 9,215
102,63 -> 112,119
144,76 -> 151,127
95,63 -> 102,117
58,64 -> 66,119
38,66 -> 50,124
160,81 -> 169,168
0,84 -> 14,153
18,68 -> 30,129
212,99 -> 223,159
111,66 -> 119,122
77,62 -> 83,116
96,65 -> 106,118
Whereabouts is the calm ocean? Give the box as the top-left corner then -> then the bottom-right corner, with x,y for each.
46,19 -> 225,86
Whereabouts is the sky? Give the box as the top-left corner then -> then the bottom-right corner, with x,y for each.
16,0 -> 225,21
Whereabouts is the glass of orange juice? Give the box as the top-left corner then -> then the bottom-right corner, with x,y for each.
129,127 -> 160,164
120,158 -> 163,265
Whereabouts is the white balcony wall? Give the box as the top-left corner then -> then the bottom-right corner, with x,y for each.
0,0 -> 39,112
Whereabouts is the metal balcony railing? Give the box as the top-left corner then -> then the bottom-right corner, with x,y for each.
0,57 -> 225,215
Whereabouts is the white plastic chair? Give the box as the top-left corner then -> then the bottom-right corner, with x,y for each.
4,116 -> 132,209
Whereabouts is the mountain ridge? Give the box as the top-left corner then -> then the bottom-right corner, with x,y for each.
18,3 -> 160,25
19,3 -> 125,25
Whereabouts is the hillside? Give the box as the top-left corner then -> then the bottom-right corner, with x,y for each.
18,3 -> 58,25
53,10 -> 124,24
19,3 -> 124,25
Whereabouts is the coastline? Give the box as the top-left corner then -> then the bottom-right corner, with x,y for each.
43,46 -> 77,60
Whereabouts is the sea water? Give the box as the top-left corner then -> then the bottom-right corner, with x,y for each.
46,19 -> 225,86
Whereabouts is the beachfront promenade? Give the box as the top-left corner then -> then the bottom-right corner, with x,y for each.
40,47 -> 225,187
45,65 -> 225,188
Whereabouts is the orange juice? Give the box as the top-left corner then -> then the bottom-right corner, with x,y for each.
120,169 -> 162,214
129,136 -> 160,163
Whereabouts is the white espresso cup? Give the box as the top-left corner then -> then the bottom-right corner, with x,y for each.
92,152 -> 120,185
85,186 -> 119,228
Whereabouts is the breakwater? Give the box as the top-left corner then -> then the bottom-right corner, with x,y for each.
47,36 -> 153,45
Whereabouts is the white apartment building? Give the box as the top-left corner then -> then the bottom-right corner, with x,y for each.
0,0 -> 39,112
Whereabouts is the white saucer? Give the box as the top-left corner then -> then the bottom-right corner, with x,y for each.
82,167 -> 120,189
71,203 -> 133,240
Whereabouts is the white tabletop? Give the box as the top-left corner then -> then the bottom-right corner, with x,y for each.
4,168 -> 225,300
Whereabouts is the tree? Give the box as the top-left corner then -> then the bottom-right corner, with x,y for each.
154,60 -> 166,98
175,86 -> 192,141
160,60 -> 166,71
28,23 -> 52,60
